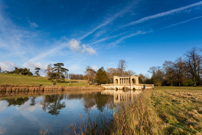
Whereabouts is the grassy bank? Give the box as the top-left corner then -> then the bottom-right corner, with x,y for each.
0,74 -> 88,86
151,86 -> 202,134
76,87 -> 202,135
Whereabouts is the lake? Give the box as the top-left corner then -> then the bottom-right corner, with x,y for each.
0,90 -> 141,135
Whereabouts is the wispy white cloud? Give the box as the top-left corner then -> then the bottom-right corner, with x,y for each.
0,61 -> 16,71
24,42 -> 67,64
68,64 -> 82,72
124,1 -> 202,27
160,16 -> 202,30
94,30 -> 107,38
68,39 -> 81,51
108,30 -> 152,47
108,15 -> 202,48
68,39 -> 96,55
79,0 -> 139,40
91,65 -> 98,71
92,32 -> 127,45
25,62 -> 47,73
0,2 -> 39,61
82,44 -> 96,55
29,22 -> 39,29
24,39 -> 96,66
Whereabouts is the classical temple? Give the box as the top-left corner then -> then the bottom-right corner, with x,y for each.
113,75 -> 139,86
101,75 -> 154,90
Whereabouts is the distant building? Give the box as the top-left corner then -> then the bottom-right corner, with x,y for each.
101,75 -> 154,90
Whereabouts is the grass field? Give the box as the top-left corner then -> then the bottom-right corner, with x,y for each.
150,86 -> 202,134
77,86 -> 202,135
0,74 -> 88,86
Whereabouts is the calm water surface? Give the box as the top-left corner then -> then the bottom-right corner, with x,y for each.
0,90 -> 141,135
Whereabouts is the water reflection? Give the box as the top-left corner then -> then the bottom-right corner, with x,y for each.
5,97 -> 29,106
0,90 -> 141,135
101,90 -> 142,103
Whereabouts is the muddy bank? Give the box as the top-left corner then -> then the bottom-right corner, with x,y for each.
0,85 -> 104,93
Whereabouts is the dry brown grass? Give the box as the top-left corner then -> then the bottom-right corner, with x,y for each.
75,90 -> 163,135
151,87 -> 202,134
76,87 -> 202,135
111,90 -> 163,135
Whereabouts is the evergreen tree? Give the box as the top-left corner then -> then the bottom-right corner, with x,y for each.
53,63 -> 69,82
35,67 -> 40,76
95,67 -> 108,85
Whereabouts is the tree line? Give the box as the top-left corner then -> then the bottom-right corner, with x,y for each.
4,67 -> 33,76
2,47 -> 201,86
147,47 -> 202,86
71,59 -> 136,85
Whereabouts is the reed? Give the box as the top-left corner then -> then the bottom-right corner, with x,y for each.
75,90 -> 163,135
76,87 -> 202,135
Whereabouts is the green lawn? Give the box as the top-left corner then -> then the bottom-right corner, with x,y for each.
0,74 -> 88,86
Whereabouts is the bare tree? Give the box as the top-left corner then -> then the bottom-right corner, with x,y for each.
185,48 -> 202,86
125,70 -> 136,76
149,66 -> 164,86
107,68 -> 114,83
69,74 -> 84,80
118,59 -> 127,76
139,74 -> 146,83
173,57 -> 186,86
45,64 -> 54,78
85,66 -> 96,85
85,66 -> 91,85
163,61 -> 175,86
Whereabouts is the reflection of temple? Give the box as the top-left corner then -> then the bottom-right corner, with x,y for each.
101,90 -> 142,103
101,75 -> 154,90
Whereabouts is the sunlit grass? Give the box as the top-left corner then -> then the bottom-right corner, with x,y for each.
0,74 -> 88,86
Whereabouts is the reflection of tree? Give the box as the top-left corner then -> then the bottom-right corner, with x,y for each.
81,93 -> 114,112
40,93 -> 114,114
94,93 -> 113,112
5,97 -> 29,106
41,95 -> 66,115
82,94 -> 96,112
67,94 -> 83,100
67,93 -> 114,112
30,97 -> 36,106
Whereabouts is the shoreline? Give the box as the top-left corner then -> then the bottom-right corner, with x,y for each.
0,89 -> 103,98
0,85 -> 104,92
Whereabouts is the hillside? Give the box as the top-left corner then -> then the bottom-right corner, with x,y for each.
0,74 -> 88,86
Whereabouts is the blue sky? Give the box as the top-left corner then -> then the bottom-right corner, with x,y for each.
0,0 -> 202,76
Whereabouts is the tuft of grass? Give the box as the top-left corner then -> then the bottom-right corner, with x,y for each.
111,90 -> 163,135
40,126 -> 51,135
74,112 -> 114,135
